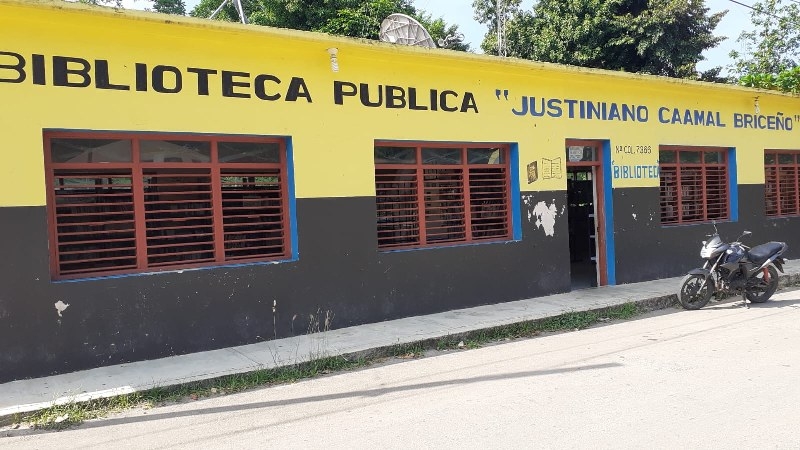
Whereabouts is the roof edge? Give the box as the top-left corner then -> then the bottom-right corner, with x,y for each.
3,0 -> 798,99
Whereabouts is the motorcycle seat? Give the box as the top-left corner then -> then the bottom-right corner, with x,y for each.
747,241 -> 787,265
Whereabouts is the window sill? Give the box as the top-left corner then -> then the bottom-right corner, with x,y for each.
766,214 -> 800,220
659,219 -> 735,228
379,238 -> 520,254
52,256 -> 299,283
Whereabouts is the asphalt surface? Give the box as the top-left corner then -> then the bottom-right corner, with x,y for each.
5,288 -> 800,449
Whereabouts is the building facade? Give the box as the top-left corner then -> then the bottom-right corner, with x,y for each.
1,0 -> 799,382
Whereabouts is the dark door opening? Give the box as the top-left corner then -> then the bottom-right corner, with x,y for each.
565,139 -> 607,289
567,167 -> 598,288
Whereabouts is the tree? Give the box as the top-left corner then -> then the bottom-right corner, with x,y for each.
729,0 -> 800,78
472,0 -> 521,33
189,0 -> 469,51
316,0 -> 417,40
418,14 -> 470,51
190,0 -> 259,22
152,0 -> 186,15
474,0 -> 726,79
739,67 -> 800,94
472,0 -> 521,55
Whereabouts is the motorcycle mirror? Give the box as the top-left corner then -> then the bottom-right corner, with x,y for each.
712,220 -> 718,234
744,230 -> 752,236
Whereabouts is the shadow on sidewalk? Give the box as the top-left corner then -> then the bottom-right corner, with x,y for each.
5,362 -> 622,437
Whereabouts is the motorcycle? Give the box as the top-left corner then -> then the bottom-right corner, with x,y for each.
678,223 -> 788,310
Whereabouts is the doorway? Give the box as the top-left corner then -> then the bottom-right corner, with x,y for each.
566,140 -> 607,288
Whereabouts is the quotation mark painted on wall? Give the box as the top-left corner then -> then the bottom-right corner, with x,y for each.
495,89 -> 509,100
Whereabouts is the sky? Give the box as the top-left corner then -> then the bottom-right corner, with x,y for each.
122,0 -> 755,72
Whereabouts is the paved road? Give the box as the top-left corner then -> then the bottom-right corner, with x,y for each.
5,288 -> 800,449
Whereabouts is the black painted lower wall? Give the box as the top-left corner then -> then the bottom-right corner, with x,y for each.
0,190 -> 570,382
5,184 -> 793,382
613,184 -> 800,284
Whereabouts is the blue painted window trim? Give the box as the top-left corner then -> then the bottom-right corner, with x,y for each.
54,133 -> 299,283
602,140 -> 616,285
658,146 -> 738,228
380,141 -> 522,254
286,137 -> 299,260
728,147 -> 739,222
511,143 -> 522,241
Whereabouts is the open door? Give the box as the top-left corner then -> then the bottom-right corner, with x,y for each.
565,140 -> 608,288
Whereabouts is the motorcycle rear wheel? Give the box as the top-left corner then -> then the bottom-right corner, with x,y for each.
678,274 -> 714,310
745,265 -> 779,304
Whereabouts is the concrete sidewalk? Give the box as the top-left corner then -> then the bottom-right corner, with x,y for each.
3,261 -> 799,420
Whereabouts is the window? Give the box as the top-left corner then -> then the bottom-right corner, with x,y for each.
765,151 -> 800,217
45,132 -> 290,280
374,142 -> 512,250
659,146 -> 729,225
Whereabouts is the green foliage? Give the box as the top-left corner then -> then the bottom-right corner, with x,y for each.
729,0 -> 800,94
739,67 -> 800,94
188,0 -> 469,50
416,12 -> 470,51
604,302 -> 638,320
152,0 -> 186,15
472,0 -> 522,30
537,311 -> 600,331
774,68 -> 800,93
476,0 -> 726,79
729,0 -> 800,78
190,0 -> 259,22
433,303 -> 642,351
317,0 -> 416,39
390,341 -> 426,357
697,67 -> 732,84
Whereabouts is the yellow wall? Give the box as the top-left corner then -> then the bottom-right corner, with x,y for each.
1,0 -> 799,207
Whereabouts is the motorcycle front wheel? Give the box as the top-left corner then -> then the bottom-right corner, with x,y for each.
745,265 -> 780,304
678,274 -> 714,310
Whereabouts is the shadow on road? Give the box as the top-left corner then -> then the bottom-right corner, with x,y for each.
705,296 -> 800,311
5,362 -> 622,437
7,287 -> 800,438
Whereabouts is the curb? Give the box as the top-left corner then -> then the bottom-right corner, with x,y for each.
348,293 -> 680,363
346,269 -> 800,363
1,295 -> 672,428
3,272 -> 799,427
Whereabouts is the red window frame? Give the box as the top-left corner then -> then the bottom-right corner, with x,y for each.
659,145 -> 729,225
44,131 -> 290,280
764,150 -> 800,217
374,141 -> 512,250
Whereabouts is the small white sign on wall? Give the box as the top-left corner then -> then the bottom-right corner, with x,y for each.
568,146 -> 584,162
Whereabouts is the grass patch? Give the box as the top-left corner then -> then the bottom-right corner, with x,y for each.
389,341 -> 426,358
19,354 -> 370,430
15,302 -> 644,430
432,302 -> 641,351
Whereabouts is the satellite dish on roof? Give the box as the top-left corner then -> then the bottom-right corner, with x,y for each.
379,14 -> 436,48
